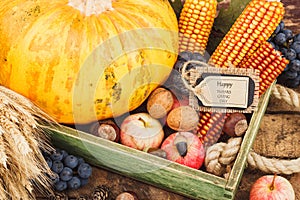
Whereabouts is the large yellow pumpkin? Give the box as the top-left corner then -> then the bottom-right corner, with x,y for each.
0,0 -> 178,124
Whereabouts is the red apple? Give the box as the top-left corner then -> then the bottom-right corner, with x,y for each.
161,132 -> 205,169
120,113 -> 164,151
250,174 -> 295,200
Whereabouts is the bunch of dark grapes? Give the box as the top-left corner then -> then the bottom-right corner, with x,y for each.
43,148 -> 93,192
268,21 -> 300,88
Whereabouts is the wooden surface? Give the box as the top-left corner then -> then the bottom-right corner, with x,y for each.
252,113 -> 300,158
39,0 -> 300,199
281,0 -> 300,32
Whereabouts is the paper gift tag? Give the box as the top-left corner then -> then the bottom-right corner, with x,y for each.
185,65 -> 260,113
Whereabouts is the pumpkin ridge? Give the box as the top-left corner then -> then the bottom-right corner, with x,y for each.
98,7 -> 139,75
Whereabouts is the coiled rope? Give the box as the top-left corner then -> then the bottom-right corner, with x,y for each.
271,84 -> 300,107
205,84 -> 300,177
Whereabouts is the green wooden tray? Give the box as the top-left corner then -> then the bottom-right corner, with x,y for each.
41,84 -> 273,200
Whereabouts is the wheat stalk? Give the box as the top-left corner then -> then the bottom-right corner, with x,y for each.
0,86 -> 55,199
0,138 -> 8,169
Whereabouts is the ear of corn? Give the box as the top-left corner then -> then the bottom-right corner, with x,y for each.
208,0 -> 285,68
196,112 -> 228,148
193,0 -> 285,148
239,42 -> 289,95
178,0 -> 218,54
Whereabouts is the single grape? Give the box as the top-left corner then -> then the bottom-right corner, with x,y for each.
291,41 -> 300,53
274,32 -> 287,46
285,48 -> 297,60
64,155 -> 79,169
282,29 -> 293,41
48,172 -> 60,184
50,149 -> 64,161
54,180 -> 67,192
77,163 -> 92,179
59,167 -> 73,182
51,160 -> 64,174
289,59 -> 300,72
67,176 -> 81,190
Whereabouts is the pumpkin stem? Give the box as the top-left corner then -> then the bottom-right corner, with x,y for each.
68,0 -> 113,16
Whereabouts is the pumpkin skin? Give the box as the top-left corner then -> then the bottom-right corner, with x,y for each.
0,0 -> 178,124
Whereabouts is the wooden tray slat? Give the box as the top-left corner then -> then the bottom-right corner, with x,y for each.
225,83 -> 273,198
42,84 -> 273,200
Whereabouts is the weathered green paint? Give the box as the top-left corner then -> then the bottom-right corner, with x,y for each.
225,83 -> 274,199
42,84 -> 273,200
